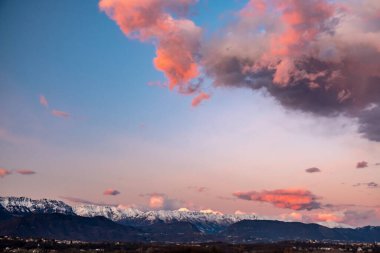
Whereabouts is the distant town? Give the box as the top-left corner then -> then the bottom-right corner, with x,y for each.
1,236 -> 380,253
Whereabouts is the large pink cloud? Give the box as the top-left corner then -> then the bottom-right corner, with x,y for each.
99,0 -> 380,140
204,0 -> 380,141
99,0 -> 202,94
233,188 -> 321,210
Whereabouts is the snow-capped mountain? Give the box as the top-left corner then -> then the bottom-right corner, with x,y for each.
0,196 -> 354,231
0,196 -> 74,215
74,204 -> 144,221
316,221 -> 354,229
73,205 -> 258,233
74,204 -> 256,224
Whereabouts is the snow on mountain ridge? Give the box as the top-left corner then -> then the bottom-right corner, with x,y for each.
73,204 -> 258,225
0,196 -> 74,215
73,204 -> 143,221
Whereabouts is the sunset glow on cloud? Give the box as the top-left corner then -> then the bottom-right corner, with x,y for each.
233,189 -> 321,211
39,95 -> 49,108
51,110 -> 70,118
103,189 -> 121,196
191,92 -> 210,107
99,0 -> 202,93
0,168 -> 12,178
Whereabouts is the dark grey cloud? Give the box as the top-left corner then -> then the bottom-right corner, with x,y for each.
305,167 -> 321,173
201,0 -> 380,142
353,182 -> 379,188
358,106 -> 380,142
356,161 -> 368,169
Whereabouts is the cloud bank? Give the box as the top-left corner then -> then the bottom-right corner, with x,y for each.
100,0 -> 380,140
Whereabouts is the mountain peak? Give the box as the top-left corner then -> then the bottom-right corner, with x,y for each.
0,196 -> 74,215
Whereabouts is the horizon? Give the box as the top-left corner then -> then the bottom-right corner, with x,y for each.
0,0 -> 379,229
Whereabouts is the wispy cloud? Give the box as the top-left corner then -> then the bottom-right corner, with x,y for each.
103,189 -> 121,196
188,186 -> 209,193
39,95 -> 71,118
15,169 -> 36,175
305,167 -> 321,173
191,92 -> 210,107
0,168 -> 36,177
0,168 -> 12,178
39,95 -> 49,108
353,182 -> 379,188
51,110 -> 70,118
233,188 -> 321,210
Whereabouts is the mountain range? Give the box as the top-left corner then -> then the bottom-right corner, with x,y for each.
0,196 -> 379,243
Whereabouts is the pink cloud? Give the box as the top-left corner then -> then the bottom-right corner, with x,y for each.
280,212 -> 304,221
103,189 -> 121,196
233,188 -> 321,210
15,169 -> 36,175
0,168 -> 12,178
51,110 -> 70,118
142,193 -> 184,210
149,194 -> 165,209
99,0 -> 202,93
39,95 -> 49,108
310,212 -> 344,223
191,92 -> 210,107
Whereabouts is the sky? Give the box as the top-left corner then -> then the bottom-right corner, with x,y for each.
0,0 -> 379,227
